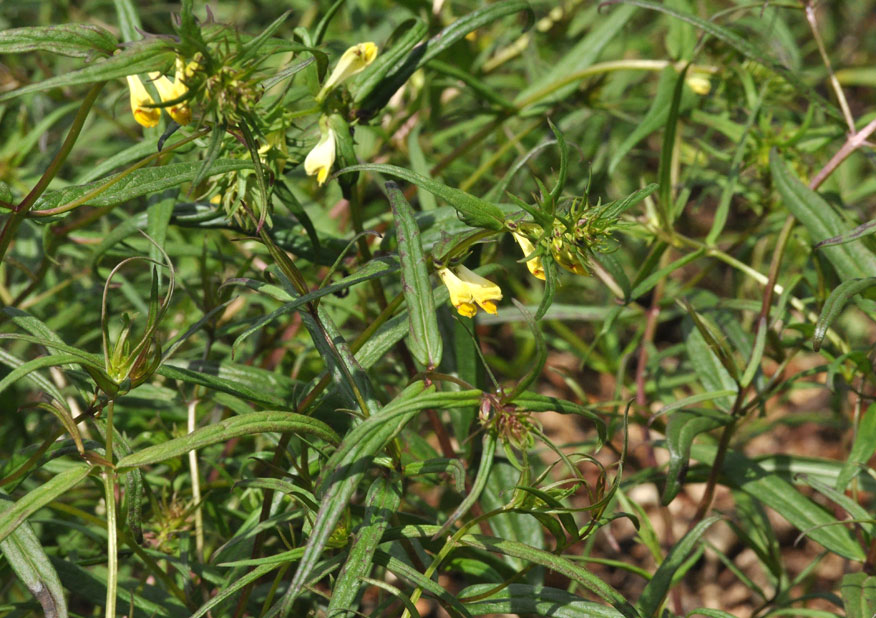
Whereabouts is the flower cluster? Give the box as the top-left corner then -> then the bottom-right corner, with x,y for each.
125,57 -> 196,128
304,43 -> 378,186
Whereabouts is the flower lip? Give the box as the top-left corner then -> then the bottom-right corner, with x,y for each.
437,267 -> 477,317
304,119 -> 337,186
126,74 -> 161,128
455,265 -> 502,315
317,42 -> 379,101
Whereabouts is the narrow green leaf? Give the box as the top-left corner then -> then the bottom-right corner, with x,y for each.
326,477 -> 401,617
682,317 -> 738,411
511,391 -> 606,444
662,409 -> 731,505
422,1 -> 532,68
657,65 -> 687,229
609,68 -> 680,174
534,255 -> 556,321
403,458 -> 465,492
836,403 -> 876,492
33,160 -> 254,213
236,11 -> 292,64
638,516 -> 721,616
117,412 -> 338,470
353,18 -> 427,104
373,550 -> 473,617
687,610 -> 738,618
0,24 -> 116,57
698,447 -> 867,561
113,0 -> 142,42
841,572 -> 876,618
813,278 -> 876,351
387,181 -> 442,368
336,164 -> 506,231
0,353 -> 83,400
434,433 -> 497,538
599,183 -> 659,222
157,361 -> 289,409
740,317 -> 767,388
0,464 -> 93,545
460,583 -> 625,618
458,534 -> 639,618
770,151 -> 876,282
0,492 -> 68,618
0,39 -> 174,102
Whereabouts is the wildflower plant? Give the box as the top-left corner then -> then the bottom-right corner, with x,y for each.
3,2 -> 876,618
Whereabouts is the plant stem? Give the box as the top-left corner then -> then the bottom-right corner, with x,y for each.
103,398 -> 117,618
188,399 -> 205,559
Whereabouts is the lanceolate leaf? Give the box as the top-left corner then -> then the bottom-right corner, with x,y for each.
841,572 -> 876,618
813,278 -> 876,351
771,151 -> 876,281
637,516 -> 721,617
387,181 -> 442,368
115,412 -> 339,470
336,164 -> 506,231
662,409 -> 732,505
0,24 -> 117,57
835,403 -> 876,492
32,160 -> 254,213
0,39 -> 174,101
0,491 -> 68,618
0,464 -> 93,545
695,445 -> 867,561
326,477 -> 401,617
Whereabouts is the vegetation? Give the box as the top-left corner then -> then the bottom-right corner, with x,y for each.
1,1 -> 876,617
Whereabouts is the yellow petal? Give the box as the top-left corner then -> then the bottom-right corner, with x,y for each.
512,232 -> 546,280
438,267 -> 478,317
456,265 -> 502,314
149,71 -> 191,125
304,121 -> 336,186
317,42 -> 379,101
126,75 -> 160,128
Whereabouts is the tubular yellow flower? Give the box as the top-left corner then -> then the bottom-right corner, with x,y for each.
125,75 -> 160,128
149,63 -> 191,125
512,232 -> 546,280
304,119 -> 336,186
437,267 -> 478,318
456,266 -> 502,314
316,42 -> 379,101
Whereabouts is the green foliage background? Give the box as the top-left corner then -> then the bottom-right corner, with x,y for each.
1,1 -> 876,617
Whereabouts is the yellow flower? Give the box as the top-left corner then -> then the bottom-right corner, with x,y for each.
316,42 -> 379,101
686,73 -> 711,96
512,232 -> 545,280
148,58 -> 192,125
304,118 -> 336,185
438,266 -> 502,318
125,75 -> 160,128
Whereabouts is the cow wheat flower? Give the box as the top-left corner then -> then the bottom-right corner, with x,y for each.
304,118 -> 337,185
126,74 -> 160,128
438,266 -> 502,317
316,42 -> 379,101
149,58 -> 194,125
